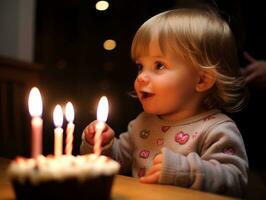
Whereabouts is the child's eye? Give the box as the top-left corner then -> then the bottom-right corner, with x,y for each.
136,63 -> 143,72
155,62 -> 165,70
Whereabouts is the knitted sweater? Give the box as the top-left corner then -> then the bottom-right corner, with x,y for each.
80,109 -> 248,197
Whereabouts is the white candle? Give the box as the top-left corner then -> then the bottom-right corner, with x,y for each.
94,96 -> 109,156
53,105 -> 63,157
65,102 -> 75,155
28,87 -> 43,159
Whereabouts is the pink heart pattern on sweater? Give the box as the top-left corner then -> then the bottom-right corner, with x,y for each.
156,138 -> 164,145
175,131 -> 189,144
139,150 -> 150,159
161,126 -> 170,133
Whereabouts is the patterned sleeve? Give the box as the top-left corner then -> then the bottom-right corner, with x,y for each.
159,121 -> 248,197
110,121 -> 135,175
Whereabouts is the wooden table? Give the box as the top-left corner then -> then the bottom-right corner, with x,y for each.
0,157 -> 239,200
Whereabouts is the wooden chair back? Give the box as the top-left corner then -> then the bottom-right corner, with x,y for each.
0,55 -> 42,158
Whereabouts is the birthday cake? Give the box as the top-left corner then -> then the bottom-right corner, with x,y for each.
8,154 -> 120,200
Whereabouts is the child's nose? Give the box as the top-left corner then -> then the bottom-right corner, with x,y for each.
137,72 -> 150,84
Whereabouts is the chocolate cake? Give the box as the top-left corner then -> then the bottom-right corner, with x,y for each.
8,154 -> 120,200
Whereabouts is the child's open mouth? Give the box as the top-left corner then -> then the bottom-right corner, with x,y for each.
140,91 -> 154,99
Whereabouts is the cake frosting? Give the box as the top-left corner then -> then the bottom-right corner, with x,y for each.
8,154 -> 120,184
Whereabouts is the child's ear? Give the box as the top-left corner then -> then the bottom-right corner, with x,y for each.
195,69 -> 216,92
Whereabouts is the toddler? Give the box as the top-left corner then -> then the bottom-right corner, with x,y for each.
80,8 -> 248,197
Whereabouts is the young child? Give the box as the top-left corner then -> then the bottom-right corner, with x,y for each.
80,8 -> 248,197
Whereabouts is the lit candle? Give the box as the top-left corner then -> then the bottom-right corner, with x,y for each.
65,102 -> 75,155
53,105 -> 63,157
94,96 -> 109,156
28,87 -> 43,159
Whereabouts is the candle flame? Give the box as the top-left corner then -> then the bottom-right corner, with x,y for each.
65,102 -> 74,122
53,105 -> 63,127
28,87 -> 43,117
96,96 -> 109,122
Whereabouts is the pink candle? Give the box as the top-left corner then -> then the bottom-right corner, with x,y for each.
65,102 -> 75,155
53,105 -> 63,157
94,96 -> 109,156
28,87 -> 43,159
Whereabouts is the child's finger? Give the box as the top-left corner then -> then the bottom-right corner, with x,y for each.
153,153 -> 163,165
140,171 -> 160,184
86,125 -> 95,138
84,123 -> 98,144
146,164 -> 162,176
101,129 -> 114,145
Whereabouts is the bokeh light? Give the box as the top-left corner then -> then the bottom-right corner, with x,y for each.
95,1 -> 109,11
103,39 -> 116,50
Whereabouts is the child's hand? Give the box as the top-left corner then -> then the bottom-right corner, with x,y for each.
140,153 -> 163,184
84,120 -> 115,146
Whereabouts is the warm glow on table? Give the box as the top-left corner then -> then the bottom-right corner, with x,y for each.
0,157 -> 240,200
112,175 -> 239,200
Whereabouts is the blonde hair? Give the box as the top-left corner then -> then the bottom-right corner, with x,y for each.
131,8 -> 248,113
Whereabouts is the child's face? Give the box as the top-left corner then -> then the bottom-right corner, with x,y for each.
134,39 -> 201,120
